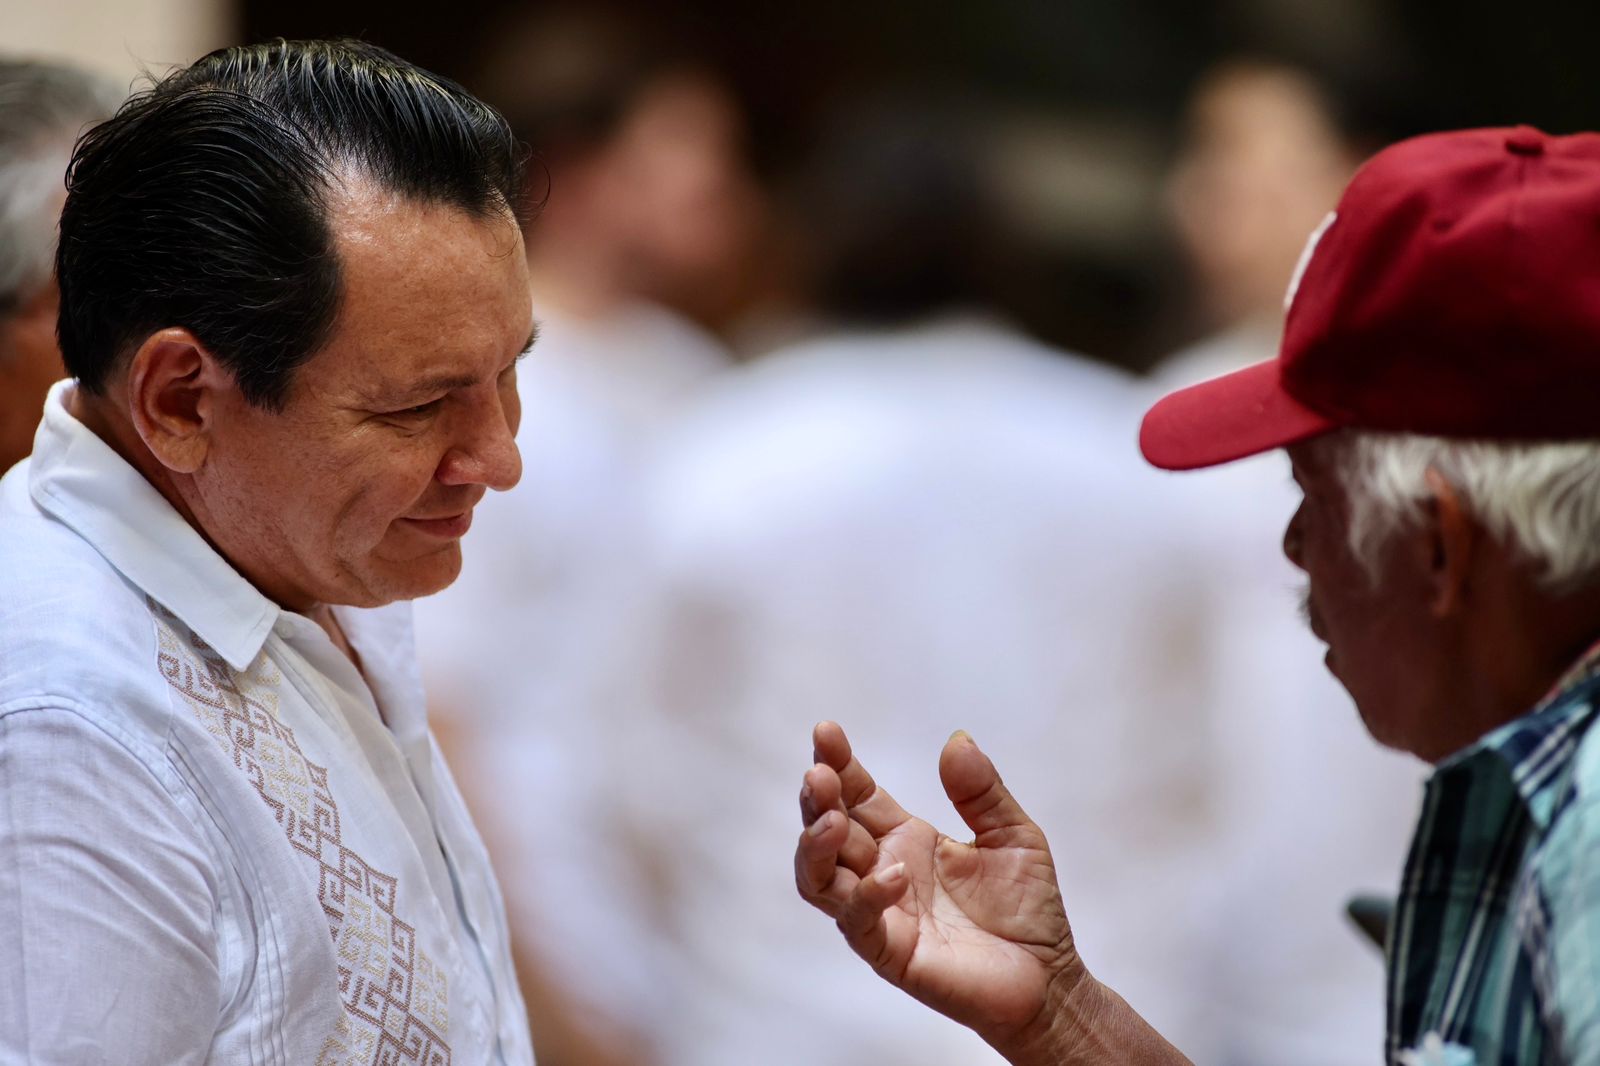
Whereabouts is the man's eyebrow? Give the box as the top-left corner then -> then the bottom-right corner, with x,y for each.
364,325 -> 541,407
374,371 -> 481,405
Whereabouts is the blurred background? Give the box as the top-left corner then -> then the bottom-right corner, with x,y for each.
14,0 -> 1600,369
8,2 -> 1600,1065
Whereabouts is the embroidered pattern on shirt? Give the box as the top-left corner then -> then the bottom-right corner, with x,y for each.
152,604 -> 452,1065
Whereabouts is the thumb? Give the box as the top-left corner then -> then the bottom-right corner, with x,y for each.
939,731 -> 1050,852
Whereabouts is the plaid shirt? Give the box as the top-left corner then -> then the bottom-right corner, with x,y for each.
1387,641 -> 1600,1065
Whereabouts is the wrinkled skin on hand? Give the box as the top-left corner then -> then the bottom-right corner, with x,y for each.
793,721 -> 1085,1059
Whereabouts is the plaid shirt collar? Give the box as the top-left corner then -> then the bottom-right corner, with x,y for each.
1441,637 -> 1600,830
1387,634 -> 1600,1064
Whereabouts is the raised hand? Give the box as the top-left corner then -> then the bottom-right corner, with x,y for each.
793,722 -> 1189,1066
794,721 -> 1078,1056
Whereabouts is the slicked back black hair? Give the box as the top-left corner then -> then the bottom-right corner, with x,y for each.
57,39 -> 523,410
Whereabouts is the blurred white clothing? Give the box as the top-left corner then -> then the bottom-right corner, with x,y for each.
627,314 -> 1231,1066
1155,324 -> 1426,1066
412,300 -> 728,1049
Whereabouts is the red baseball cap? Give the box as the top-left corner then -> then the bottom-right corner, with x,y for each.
1140,125 -> 1600,471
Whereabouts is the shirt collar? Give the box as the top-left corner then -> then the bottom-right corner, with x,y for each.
1435,636 -> 1600,828
28,380 -> 280,670
1537,635 -> 1600,705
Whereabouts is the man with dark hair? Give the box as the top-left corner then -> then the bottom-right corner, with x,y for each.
797,126 -> 1600,1063
0,56 -> 122,472
0,40 -> 536,1063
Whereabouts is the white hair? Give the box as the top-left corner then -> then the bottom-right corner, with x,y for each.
1316,430 -> 1600,594
0,59 -> 123,314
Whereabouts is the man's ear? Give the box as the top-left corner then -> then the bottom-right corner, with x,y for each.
1422,466 -> 1476,618
125,328 -> 230,474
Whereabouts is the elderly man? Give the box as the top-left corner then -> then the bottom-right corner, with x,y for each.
796,126 -> 1600,1064
0,40 -> 535,1063
0,58 -> 121,471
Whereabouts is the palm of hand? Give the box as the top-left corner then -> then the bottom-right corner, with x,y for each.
872,813 -> 1073,1034
801,725 -> 1187,1065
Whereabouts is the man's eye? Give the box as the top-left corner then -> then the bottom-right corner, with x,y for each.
390,399 -> 443,419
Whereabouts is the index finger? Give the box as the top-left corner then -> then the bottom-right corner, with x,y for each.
812,721 -> 911,839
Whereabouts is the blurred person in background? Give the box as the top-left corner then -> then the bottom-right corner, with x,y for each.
410,9 -> 763,1065
621,97 -> 1230,1066
0,57 -> 122,472
1153,55 -> 1427,1065
1164,55 -> 1375,380
482,7 -> 762,337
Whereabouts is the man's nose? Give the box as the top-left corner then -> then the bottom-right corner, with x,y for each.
437,401 -> 522,491
1282,507 -> 1307,570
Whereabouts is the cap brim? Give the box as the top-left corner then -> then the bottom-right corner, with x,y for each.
1139,357 -> 1343,471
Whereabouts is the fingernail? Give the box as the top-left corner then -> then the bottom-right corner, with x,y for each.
878,862 -> 905,885
950,729 -> 973,743
801,781 -> 813,806
808,811 -> 834,837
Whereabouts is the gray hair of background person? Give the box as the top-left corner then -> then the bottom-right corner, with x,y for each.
0,58 -> 123,316
1313,430 -> 1600,595
56,39 -> 523,413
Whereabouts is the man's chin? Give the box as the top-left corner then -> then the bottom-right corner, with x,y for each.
364,543 -> 464,604
1352,698 -> 1431,760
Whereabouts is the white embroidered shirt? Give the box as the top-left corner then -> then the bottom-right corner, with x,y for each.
0,382 -> 533,1065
